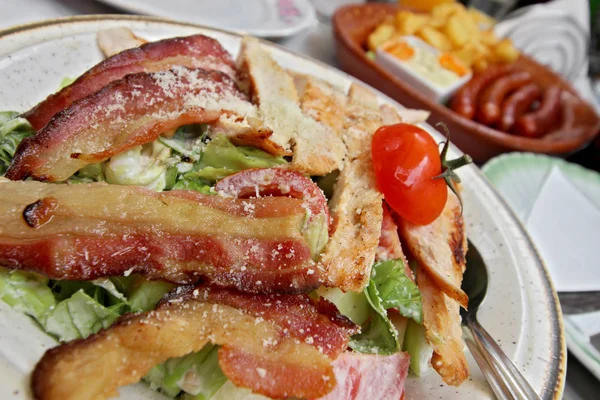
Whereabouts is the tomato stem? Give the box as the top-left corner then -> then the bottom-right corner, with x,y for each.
432,123 -> 472,213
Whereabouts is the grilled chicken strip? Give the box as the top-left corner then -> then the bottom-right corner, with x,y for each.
320,84 -> 385,292
23,34 -> 237,130
397,189 -> 469,308
6,67 -> 259,182
397,190 -> 469,385
0,180 -> 325,293
417,268 -> 469,386
32,285 -> 358,400
236,37 -> 346,175
97,27 -> 147,57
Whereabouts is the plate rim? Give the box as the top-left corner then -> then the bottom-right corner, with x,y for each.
95,0 -> 317,38
484,151 -> 600,382
0,14 -> 566,399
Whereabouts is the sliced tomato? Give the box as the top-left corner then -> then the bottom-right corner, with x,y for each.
315,351 -> 410,400
214,168 -> 330,231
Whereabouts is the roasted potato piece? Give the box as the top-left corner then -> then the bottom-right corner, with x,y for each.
443,12 -> 470,48
467,7 -> 496,28
368,23 -> 395,51
395,11 -> 429,36
428,2 -> 465,28
479,29 -> 500,47
494,38 -> 520,63
416,26 -> 452,52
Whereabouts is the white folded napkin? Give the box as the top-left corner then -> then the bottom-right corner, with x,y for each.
525,166 -> 600,292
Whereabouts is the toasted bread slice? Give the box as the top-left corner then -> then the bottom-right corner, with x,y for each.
97,27 -> 146,57
320,83 -> 385,292
236,37 -> 345,175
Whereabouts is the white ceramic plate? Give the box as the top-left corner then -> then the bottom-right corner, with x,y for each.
483,152 -> 600,382
95,0 -> 316,38
0,16 -> 565,400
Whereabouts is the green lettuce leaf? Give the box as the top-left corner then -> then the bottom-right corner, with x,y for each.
127,279 -> 175,313
370,259 -> 422,323
183,135 -> 286,183
349,278 -> 400,355
0,111 -> 36,175
68,163 -> 105,183
348,258 -> 423,355
172,177 -> 215,194
146,344 -> 227,399
41,289 -> 123,342
58,76 -> 76,89
0,268 -> 55,322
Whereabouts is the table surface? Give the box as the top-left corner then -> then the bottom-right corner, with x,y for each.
1,0 -> 599,398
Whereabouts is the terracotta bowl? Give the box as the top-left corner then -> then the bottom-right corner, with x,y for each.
333,3 -> 600,162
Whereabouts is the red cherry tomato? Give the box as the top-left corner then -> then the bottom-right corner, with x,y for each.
371,123 -> 447,225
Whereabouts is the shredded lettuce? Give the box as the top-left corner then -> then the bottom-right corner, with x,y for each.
146,344 -> 227,399
0,112 -> 36,175
348,258 -> 423,355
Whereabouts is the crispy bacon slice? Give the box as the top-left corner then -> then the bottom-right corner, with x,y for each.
23,34 -> 237,130
396,190 -> 469,308
316,352 -> 410,400
32,285 -> 358,400
6,67 -> 257,182
0,180 -> 322,293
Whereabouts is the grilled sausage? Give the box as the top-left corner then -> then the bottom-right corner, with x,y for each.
450,65 -> 513,119
499,83 -> 541,132
477,71 -> 532,126
513,86 -> 563,138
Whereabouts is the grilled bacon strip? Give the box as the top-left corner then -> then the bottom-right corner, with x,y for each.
23,34 -> 237,131
0,180 -> 323,293
6,67 -> 257,182
32,285 -> 358,400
